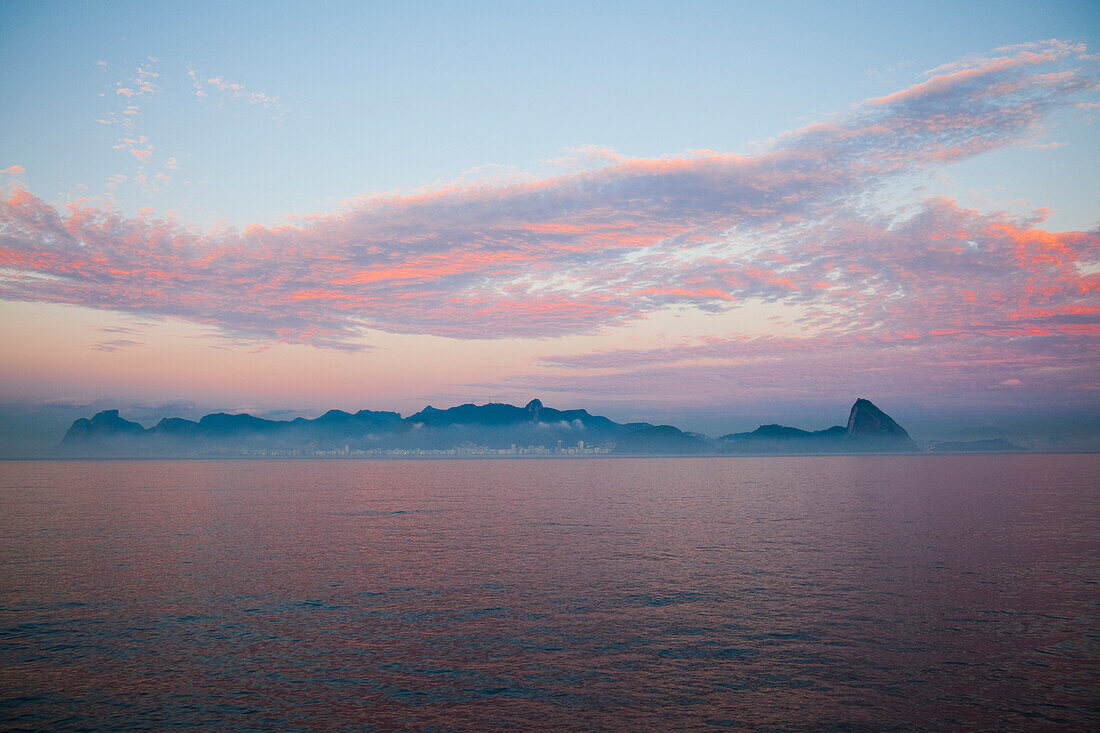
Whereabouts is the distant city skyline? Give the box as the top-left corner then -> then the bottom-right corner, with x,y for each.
1,1 -> 1098,453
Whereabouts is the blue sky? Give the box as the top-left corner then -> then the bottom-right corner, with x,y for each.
3,1 -> 1096,227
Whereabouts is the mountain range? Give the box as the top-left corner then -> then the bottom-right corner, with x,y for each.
57,397 -> 945,457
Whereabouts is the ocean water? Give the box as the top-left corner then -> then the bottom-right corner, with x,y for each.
0,455 -> 1097,730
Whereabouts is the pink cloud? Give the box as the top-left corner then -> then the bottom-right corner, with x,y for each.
206,77 -> 278,106
550,144 -> 626,170
517,324 -> 1098,415
190,72 -> 280,109
0,40 -> 1096,361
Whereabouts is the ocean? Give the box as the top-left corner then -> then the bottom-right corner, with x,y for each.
1,455 -> 1097,730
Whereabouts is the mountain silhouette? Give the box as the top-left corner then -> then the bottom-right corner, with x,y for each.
719,398 -> 917,453
406,399 -> 616,430
846,398 -> 914,442
62,409 -> 146,445
61,398 -> 920,456
931,438 -> 1022,453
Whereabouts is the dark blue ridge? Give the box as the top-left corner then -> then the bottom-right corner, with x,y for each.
59,398 -> 923,455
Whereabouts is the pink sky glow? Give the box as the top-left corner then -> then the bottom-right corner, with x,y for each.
0,40 -> 1097,429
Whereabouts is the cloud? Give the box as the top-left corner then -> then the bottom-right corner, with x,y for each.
1,165 -> 24,176
188,70 -> 281,115
111,135 -> 157,166
549,144 -> 626,171
205,77 -> 279,106
520,321 -> 1098,411
1,40 -> 1097,363
96,60 -> 180,194
187,67 -> 207,99
114,66 -> 157,98
103,62 -> 159,122
91,338 -> 143,352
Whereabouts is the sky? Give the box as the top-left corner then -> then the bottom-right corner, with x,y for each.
1,0 -> 1098,451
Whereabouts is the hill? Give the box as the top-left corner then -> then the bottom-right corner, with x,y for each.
60,398 -> 921,457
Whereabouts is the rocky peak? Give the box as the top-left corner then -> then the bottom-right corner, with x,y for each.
62,409 -> 146,443
846,398 -> 913,441
525,399 -> 543,421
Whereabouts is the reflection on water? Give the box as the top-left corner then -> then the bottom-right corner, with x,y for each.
1,456 -> 1097,729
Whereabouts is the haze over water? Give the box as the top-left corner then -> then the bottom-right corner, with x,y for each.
1,455 -> 1097,730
